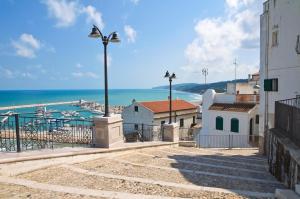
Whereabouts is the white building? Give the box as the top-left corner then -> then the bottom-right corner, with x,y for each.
122,99 -> 198,140
199,74 -> 260,148
259,0 -> 300,151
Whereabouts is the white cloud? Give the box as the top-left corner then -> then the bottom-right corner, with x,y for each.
12,33 -> 41,58
0,66 -> 37,79
124,25 -> 137,43
225,0 -> 255,9
130,0 -> 140,5
44,0 -> 78,27
44,0 -> 104,29
20,34 -> 41,49
76,63 -> 84,68
182,1 -> 260,82
72,71 -> 99,79
82,5 -> 104,30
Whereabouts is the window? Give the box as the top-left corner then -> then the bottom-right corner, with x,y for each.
255,115 -> 259,124
216,116 -> 223,130
264,78 -> 278,91
134,106 -> 139,112
193,116 -> 196,124
180,119 -> 184,127
161,121 -> 165,125
272,31 -> 279,47
231,118 -> 239,133
134,124 -> 139,130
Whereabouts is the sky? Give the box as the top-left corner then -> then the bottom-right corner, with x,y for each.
0,0 -> 262,90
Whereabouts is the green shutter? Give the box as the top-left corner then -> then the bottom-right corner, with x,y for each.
216,117 -> 223,130
231,118 -> 239,133
264,79 -> 272,91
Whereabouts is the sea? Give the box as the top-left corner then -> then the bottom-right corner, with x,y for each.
0,89 -> 201,117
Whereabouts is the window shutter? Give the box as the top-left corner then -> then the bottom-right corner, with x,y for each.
264,79 -> 272,91
216,117 -> 223,130
231,118 -> 239,133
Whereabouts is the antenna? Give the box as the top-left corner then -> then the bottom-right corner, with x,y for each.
202,68 -> 208,85
233,58 -> 238,82
233,58 -> 238,94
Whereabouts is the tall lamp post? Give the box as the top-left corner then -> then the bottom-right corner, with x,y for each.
89,25 -> 120,117
164,71 -> 176,124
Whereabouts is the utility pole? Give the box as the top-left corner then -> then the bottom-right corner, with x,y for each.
202,68 -> 208,85
233,59 -> 238,94
233,58 -> 238,82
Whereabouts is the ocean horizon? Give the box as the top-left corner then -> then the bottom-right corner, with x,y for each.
0,89 -> 201,110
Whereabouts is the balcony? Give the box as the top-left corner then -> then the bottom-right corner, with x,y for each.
236,94 -> 259,104
275,98 -> 300,147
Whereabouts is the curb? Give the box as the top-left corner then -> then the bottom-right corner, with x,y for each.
0,142 -> 178,164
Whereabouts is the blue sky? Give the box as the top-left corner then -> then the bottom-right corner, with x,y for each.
0,0 -> 261,90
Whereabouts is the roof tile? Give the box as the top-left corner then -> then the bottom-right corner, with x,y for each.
140,100 -> 197,113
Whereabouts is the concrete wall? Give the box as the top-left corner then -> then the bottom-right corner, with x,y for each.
260,0 -> 300,139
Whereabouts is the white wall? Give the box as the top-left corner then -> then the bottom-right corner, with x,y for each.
259,0 -> 300,136
227,83 -> 259,95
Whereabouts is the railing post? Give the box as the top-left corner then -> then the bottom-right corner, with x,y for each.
229,134 -> 231,149
141,123 -> 144,142
15,114 -> 21,152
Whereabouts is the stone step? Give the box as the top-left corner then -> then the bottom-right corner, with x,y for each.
275,189 -> 300,199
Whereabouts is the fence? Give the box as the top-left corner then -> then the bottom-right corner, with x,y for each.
275,98 -> 300,147
0,114 -> 94,152
123,123 -> 163,142
197,134 -> 259,148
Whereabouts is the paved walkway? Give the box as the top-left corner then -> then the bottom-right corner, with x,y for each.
0,146 -> 284,198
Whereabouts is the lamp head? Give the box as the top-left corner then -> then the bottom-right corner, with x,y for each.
164,71 -> 170,78
110,32 -> 120,43
171,73 -> 176,79
89,26 -> 101,38
253,84 -> 260,89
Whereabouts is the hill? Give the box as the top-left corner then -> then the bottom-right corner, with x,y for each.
153,79 -> 248,94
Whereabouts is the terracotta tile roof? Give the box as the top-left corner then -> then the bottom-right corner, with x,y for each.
140,100 -> 197,114
209,103 -> 256,112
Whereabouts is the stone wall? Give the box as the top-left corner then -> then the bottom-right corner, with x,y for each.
268,129 -> 300,189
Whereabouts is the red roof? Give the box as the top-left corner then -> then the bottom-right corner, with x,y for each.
209,103 -> 256,112
140,100 -> 197,114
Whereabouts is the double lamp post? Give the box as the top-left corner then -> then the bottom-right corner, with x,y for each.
164,71 -> 176,124
89,25 -> 120,117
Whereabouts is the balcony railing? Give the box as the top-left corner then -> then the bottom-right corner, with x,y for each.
236,94 -> 259,104
275,98 -> 300,147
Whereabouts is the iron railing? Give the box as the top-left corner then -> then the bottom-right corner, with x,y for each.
197,134 -> 259,148
275,98 -> 300,147
123,123 -> 163,142
0,114 -> 94,152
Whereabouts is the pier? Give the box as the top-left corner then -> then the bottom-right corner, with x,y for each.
0,101 -> 79,111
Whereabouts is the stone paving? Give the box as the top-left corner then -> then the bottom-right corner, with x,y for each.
0,146 -> 285,198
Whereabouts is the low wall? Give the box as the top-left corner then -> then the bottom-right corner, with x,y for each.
268,128 -> 300,189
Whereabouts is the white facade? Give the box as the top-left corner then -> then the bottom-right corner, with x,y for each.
259,0 -> 300,138
122,101 -> 198,137
200,89 -> 259,135
199,89 -> 259,147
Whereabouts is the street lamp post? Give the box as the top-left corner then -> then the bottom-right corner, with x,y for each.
164,71 -> 176,124
89,25 -> 120,117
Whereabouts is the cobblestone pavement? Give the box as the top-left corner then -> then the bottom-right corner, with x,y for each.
0,146 -> 285,199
